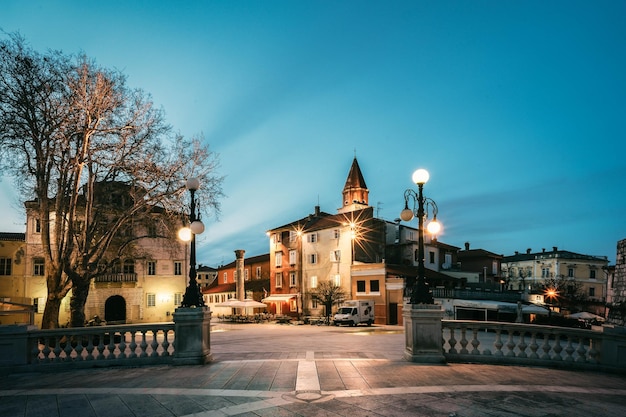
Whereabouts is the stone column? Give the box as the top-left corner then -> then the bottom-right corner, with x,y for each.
235,249 -> 245,301
402,303 -> 446,363
173,306 -> 212,365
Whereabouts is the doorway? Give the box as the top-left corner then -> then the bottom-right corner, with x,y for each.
105,295 -> 126,324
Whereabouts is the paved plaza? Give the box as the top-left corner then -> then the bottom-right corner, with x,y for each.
1,323 -> 626,416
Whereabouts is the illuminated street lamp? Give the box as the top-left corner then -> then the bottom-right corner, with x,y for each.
400,168 -> 442,304
179,177 -> 205,308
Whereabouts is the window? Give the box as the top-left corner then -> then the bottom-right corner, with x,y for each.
407,230 -> 415,241
244,269 -> 249,281
35,218 -> 41,233
275,272 -> 283,288
33,258 -> 45,276
541,268 -> 550,278
310,275 -> 318,289
123,259 -> 135,274
289,231 -> 298,242
312,298 -> 318,309
147,261 -> 156,275
289,272 -> 297,287
275,252 -> 283,267
174,261 -> 183,276
256,266 -> 262,279
429,251 -> 435,264
590,269 -> 596,279
357,280 -> 366,293
0,258 -> 11,275
289,250 -> 297,265
147,223 -> 158,237
307,233 -> 317,243
333,274 -> 341,287
275,233 -> 282,243
330,250 -> 341,262
589,287 -> 596,297
568,268 -> 574,278
492,261 -> 498,275
370,280 -> 380,293
223,272 -> 228,283
290,299 -> 297,312
147,293 -> 156,307
174,293 -> 183,306
333,229 -> 340,239
309,253 -> 318,264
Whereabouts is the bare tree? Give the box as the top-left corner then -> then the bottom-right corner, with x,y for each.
310,280 -> 347,324
0,33 -> 223,328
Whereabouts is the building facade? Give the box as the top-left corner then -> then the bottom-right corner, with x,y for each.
501,247 -> 609,307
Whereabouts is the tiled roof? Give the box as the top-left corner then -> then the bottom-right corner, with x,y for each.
0,232 -> 25,241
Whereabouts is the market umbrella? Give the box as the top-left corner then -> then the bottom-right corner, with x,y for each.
568,312 -> 605,321
230,299 -> 268,308
215,299 -> 241,308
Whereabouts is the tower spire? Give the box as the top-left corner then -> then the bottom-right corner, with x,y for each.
338,156 -> 369,213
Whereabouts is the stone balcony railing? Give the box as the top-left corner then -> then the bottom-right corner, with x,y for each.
0,307 -> 211,372
94,273 -> 138,283
442,320 -> 626,373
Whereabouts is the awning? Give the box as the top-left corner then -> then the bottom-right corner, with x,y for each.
262,294 -> 297,302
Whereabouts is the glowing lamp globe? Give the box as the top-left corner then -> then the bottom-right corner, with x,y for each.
412,169 -> 430,185
427,219 -> 441,235
178,227 -> 192,242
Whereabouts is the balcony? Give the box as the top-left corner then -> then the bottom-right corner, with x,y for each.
94,273 -> 138,283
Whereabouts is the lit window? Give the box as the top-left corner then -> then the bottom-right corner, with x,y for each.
310,276 -> 318,289
174,293 -> 183,305
333,274 -> 341,286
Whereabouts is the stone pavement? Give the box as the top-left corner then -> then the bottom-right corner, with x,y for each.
1,323 -> 626,416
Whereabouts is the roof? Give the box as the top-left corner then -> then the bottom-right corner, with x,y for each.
218,253 -> 270,269
202,278 -> 270,294
269,207 -> 375,234
502,248 -> 608,263
457,249 -> 503,260
343,157 -> 367,191
0,232 -> 25,241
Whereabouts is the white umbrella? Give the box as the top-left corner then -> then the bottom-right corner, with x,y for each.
230,299 -> 267,308
522,304 -> 550,315
568,312 -> 605,321
215,299 -> 241,308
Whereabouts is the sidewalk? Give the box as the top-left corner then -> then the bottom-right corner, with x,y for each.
1,323 -> 625,416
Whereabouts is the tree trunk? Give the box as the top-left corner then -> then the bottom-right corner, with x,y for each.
41,296 -> 62,329
69,277 -> 90,327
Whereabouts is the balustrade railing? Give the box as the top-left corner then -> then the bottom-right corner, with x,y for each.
26,323 -> 175,370
442,320 -> 626,372
94,273 -> 138,283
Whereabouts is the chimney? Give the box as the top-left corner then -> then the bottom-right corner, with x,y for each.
465,242 -> 470,251
542,248 -> 546,253
553,246 -> 558,252
314,205 -> 320,216
526,248 -> 531,254
515,251 -> 519,255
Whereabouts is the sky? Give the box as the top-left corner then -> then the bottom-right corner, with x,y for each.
1,1 -> 625,265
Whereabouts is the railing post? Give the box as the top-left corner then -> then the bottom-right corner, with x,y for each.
172,306 -> 212,365
403,303 -> 446,363
0,325 -> 36,367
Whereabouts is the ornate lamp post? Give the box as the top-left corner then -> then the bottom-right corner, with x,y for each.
178,177 -> 205,308
400,168 -> 441,304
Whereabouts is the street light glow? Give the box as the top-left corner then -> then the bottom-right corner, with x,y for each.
178,227 -> 192,242
412,168 -> 429,185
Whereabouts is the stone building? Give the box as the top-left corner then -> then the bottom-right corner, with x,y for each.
607,238 -> 626,326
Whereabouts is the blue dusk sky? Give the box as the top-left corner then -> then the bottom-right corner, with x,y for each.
1,1 -> 625,265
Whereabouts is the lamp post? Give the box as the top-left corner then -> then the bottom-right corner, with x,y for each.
400,168 -> 441,304
179,177 -> 205,308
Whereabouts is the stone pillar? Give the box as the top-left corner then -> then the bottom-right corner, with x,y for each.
402,303 -> 446,363
0,325 -> 36,366
173,306 -> 212,365
235,249 -> 245,301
